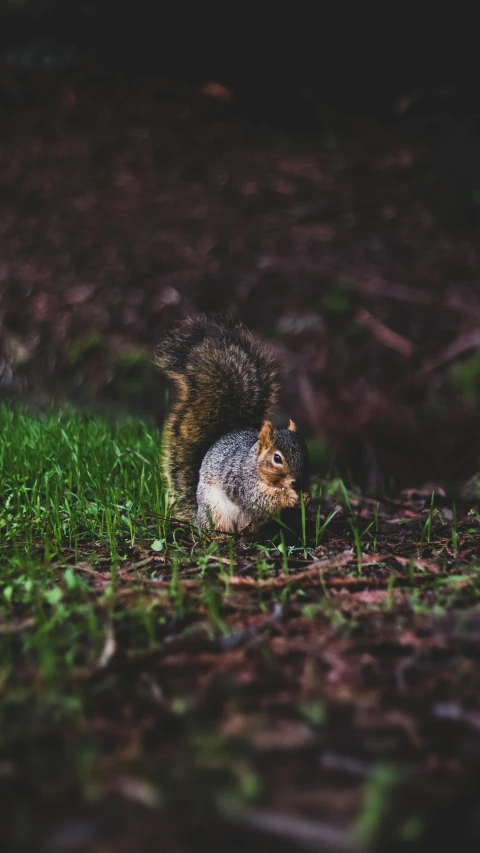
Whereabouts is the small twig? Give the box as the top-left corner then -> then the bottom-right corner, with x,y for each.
0,617 -> 36,634
117,446 -> 151,465
220,602 -> 283,650
356,307 -> 414,357
433,701 -> 480,732
419,328 -> 480,374
320,750 -> 371,778
122,556 -> 156,573
96,627 -> 116,668
220,804 -> 357,853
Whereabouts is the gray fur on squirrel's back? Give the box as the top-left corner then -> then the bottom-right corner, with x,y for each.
198,429 -> 259,498
196,429 -> 259,531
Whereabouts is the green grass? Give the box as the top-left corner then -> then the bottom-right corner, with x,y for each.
0,404 -> 168,558
0,405 -> 172,684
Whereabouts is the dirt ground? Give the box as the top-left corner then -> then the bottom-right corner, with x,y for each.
2,487 -> 480,852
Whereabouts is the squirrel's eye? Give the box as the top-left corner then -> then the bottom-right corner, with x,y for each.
273,452 -> 283,465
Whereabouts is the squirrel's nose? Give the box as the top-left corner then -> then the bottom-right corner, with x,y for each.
293,480 -> 310,501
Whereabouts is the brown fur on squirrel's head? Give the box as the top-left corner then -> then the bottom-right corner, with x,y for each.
257,419 -> 310,508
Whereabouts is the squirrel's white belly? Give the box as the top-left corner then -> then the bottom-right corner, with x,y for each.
201,482 -> 251,533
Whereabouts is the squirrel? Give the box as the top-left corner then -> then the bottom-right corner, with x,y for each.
155,316 -> 309,536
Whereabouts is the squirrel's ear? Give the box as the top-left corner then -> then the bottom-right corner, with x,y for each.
288,419 -> 297,432
258,420 -> 277,452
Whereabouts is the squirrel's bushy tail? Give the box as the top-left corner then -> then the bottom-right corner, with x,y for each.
155,316 -> 278,520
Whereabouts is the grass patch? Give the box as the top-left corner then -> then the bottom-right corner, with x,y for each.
0,405 -> 172,686
0,404 -> 168,558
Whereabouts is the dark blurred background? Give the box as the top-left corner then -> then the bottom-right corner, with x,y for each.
1,0 -> 480,490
